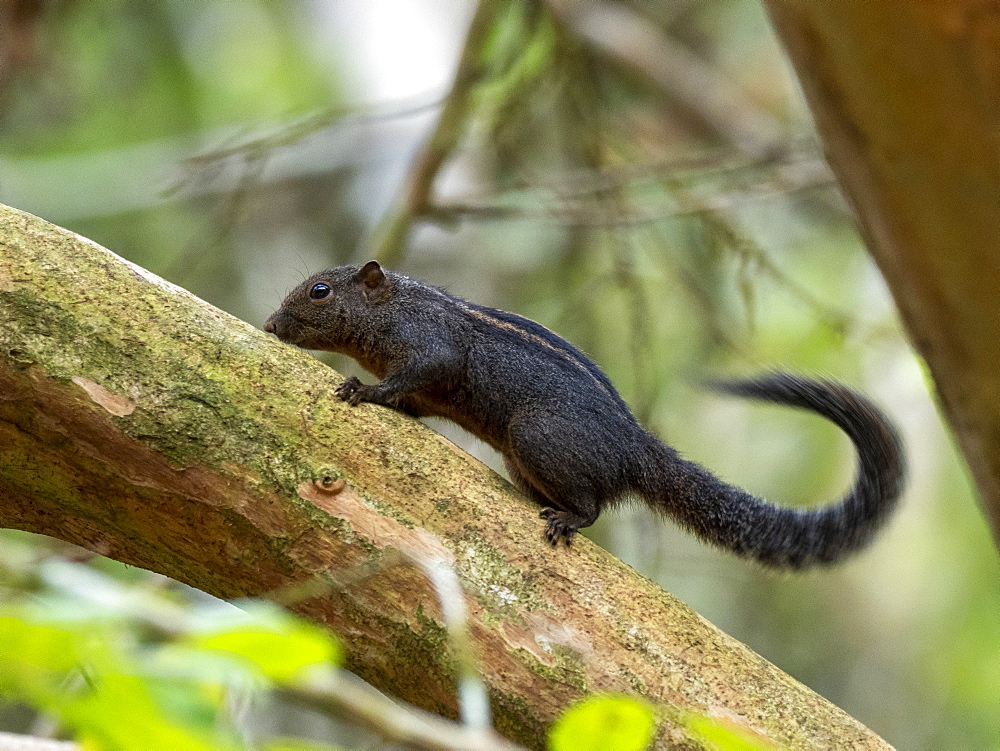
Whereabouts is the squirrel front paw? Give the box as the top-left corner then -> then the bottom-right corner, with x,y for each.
335,376 -> 365,406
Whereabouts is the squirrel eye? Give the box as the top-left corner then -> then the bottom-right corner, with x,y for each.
309,283 -> 332,301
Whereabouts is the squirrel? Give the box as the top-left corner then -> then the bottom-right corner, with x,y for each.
264,261 -> 904,568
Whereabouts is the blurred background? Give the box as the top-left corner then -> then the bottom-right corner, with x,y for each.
0,0 -> 997,748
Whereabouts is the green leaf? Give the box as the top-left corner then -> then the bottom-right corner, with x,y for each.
548,694 -> 657,751
0,615 -> 95,701
683,713 -> 777,751
0,614 -> 227,750
63,673 -> 220,751
0,616 -> 82,673
263,739 -> 345,751
189,617 -> 341,685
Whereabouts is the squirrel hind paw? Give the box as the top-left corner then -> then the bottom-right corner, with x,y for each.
335,376 -> 364,405
541,509 -> 579,546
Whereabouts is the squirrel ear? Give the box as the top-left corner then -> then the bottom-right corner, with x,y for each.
356,260 -> 385,289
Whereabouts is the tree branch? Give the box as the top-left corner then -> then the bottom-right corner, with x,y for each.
0,203 -> 889,749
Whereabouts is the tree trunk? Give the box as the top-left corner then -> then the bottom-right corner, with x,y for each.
763,0 -> 1000,547
0,203 -> 889,749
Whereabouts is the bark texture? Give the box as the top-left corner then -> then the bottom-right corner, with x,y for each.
0,203 -> 889,749
764,0 -> 1000,545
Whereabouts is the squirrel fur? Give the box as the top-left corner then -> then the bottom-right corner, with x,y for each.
265,261 -> 905,568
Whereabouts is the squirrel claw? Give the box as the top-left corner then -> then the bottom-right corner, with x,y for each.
542,510 -> 577,546
336,377 -> 363,406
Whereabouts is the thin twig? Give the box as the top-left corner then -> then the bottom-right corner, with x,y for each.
277,671 -> 525,751
416,556 -> 492,734
370,0 -> 504,266
429,155 -> 836,226
0,732 -> 78,751
535,141 -> 824,202
175,94 -> 447,177
545,0 -> 787,155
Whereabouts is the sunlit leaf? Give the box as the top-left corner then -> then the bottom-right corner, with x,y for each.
263,739 -> 345,751
0,616 -> 82,673
64,673 -> 221,751
548,694 -> 656,751
0,615 -> 90,700
189,618 -> 341,685
683,713 -> 777,751
0,612 -> 229,750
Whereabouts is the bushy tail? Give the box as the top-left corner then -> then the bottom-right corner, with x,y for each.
637,373 -> 905,568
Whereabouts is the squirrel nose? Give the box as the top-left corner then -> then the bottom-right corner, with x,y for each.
263,315 -> 276,333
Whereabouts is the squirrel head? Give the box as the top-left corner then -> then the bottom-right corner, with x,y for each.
264,261 -> 393,351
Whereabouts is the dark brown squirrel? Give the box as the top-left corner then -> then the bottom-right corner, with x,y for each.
265,261 -> 905,568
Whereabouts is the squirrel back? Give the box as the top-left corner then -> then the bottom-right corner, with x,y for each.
265,261 -> 905,568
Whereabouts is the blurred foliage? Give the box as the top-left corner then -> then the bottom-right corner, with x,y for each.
0,0 -> 998,749
0,531 -> 345,750
548,695 -> 656,751
680,712 -> 777,751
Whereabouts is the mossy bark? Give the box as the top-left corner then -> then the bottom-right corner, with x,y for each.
0,203 -> 889,749
764,0 -> 1000,547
